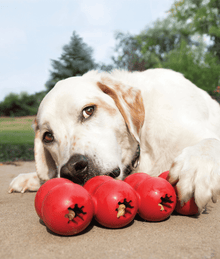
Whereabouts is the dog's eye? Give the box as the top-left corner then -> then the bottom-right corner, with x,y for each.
82,106 -> 95,119
43,132 -> 54,143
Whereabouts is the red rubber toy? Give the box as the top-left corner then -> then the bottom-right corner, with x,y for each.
41,182 -> 94,236
83,175 -> 113,195
159,171 -> 199,215
124,172 -> 151,189
174,186 -> 199,215
35,175 -> 138,234
35,171 -> 183,235
35,178 -> 72,220
124,173 -> 177,221
85,176 -> 139,228
158,171 -> 170,180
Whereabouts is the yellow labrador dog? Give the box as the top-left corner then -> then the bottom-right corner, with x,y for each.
9,68 -> 220,212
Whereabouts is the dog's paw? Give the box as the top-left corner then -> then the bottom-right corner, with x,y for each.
8,172 -> 40,193
169,138 -> 220,212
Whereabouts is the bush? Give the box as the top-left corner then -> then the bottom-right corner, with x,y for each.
0,91 -> 46,117
0,144 -> 34,162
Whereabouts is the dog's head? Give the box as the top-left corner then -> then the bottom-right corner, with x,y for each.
34,71 -> 145,185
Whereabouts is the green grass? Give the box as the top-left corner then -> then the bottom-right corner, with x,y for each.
0,144 -> 34,162
0,116 -> 35,162
0,131 -> 34,144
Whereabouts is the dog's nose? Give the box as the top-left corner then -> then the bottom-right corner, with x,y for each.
60,154 -> 88,184
108,168 -> 121,178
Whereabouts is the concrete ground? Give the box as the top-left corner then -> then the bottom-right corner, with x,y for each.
1,161 -> 220,259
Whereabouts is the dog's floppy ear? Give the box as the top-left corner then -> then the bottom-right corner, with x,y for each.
97,77 -> 145,143
33,119 -> 57,182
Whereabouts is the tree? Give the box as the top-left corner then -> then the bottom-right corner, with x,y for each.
135,0 -> 220,95
46,31 -> 97,91
112,32 -> 146,71
162,39 -> 220,94
0,91 -> 46,116
98,62 -> 114,72
136,15 -> 195,69
169,0 -> 220,61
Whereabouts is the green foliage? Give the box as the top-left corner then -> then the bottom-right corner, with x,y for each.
162,39 -> 220,94
169,0 -> 220,60
137,16 -> 192,64
0,130 -> 34,145
133,0 -> 220,95
111,32 -> 146,71
0,117 -> 35,161
0,91 -> 46,117
46,31 -> 97,91
0,144 -> 34,162
2,11 -> 220,119
98,63 -> 114,72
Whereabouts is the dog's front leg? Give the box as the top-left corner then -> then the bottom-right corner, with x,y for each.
169,138 -> 220,212
8,172 -> 41,193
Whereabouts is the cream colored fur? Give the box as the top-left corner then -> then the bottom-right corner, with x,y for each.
9,68 -> 220,212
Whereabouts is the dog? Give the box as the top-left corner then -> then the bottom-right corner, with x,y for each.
8,68 -> 220,212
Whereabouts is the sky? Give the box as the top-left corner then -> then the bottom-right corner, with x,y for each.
0,0 -> 174,102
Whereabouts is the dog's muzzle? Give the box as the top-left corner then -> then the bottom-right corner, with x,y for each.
60,154 -> 121,185
60,154 -> 89,184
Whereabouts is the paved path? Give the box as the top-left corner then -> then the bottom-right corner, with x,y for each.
1,161 -> 220,259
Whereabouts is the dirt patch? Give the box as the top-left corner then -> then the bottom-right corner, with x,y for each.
0,116 -> 36,131
0,161 -> 29,166
0,116 -> 36,125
